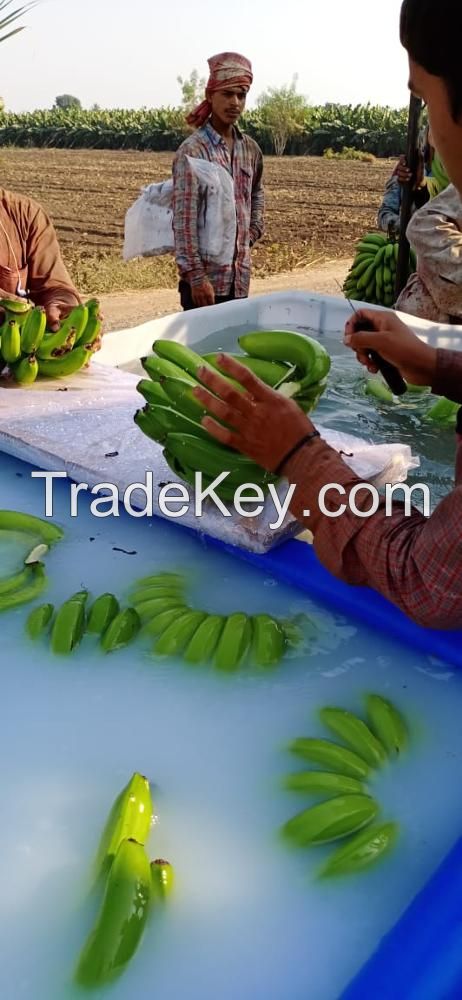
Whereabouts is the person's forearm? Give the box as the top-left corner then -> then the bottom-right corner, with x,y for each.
32,285 -> 80,309
281,437 -> 462,629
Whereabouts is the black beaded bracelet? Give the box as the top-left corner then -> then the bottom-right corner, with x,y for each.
275,431 -> 321,476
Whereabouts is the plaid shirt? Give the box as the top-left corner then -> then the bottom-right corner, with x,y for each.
284,349 -> 462,630
172,122 -> 264,297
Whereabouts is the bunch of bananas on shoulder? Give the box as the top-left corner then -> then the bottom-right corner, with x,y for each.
0,297 -> 102,384
343,233 -> 417,308
134,331 -> 331,498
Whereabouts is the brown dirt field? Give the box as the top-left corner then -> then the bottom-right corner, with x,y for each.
2,148 -> 393,299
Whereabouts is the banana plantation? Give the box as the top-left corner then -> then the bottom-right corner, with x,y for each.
0,103 -> 409,156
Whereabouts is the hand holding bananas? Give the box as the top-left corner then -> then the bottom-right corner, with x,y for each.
344,309 -> 437,386
194,354 -> 318,474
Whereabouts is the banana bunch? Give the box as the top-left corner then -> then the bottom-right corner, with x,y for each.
26,588 -> 141,654
130,571 -> 303,670
0,297 -> 102,384
135,332 -> 331,497
0,508 -> 64,612
75,773 -> 173,988
343,233 -> 417,308
282,694 -> 409,878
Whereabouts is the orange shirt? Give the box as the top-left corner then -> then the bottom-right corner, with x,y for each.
0,188 -> 79,309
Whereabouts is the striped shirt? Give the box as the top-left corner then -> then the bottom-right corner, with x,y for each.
172,122 -> 264,297
283,349 -> 462,630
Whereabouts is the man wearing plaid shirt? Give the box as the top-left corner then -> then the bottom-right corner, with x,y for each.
172,52 -> 264,311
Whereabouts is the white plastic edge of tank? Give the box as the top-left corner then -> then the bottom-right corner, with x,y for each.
93,291 -> 462,368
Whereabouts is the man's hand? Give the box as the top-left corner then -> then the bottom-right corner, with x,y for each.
344,309 -> 437,385
396,153 -> 425,190
45,301 -> 74,332
191,279 -> 215,308
193,354 -> 311,472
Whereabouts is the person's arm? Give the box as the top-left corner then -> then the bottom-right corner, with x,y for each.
377,177 -> 401,235
25,204 -> 80,329
249,149 -> 264,246
172,152 -> 214,306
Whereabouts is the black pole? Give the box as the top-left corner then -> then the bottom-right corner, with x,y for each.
395,94 -> 423,299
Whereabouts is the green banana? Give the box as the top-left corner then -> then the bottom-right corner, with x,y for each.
134,406 -> 167,444
77,311 -> 102,349
101,608 -> 140,652
51,591 -> 88,654
134,595 -> 187,623
0,562 -> 38,595
284,771 -> 366,797
184,613 -> 225,664
142,353 -> 197,385
11,355 -> 39,385
203,352 -> 292,388
0,297 -> 31,316
153,338 -> 219,383
239,330 -> 331,389
94,773 -> 153,877
131,584 -> 185,606
20,306 -> 46,354
319,707 -> 387,769
365,694 -> 409,757
319,821 -> 399,878
151,859 -> 174,900
214,612 -> 252,671
360,234 -> 387,248
251,614 -> 286,667
134,571 -> 185,589
0,562 -> 47,612
164,432 -> 271,484
282,795 -> 378,847
426,397 -> 459,426
0,509 -> 63,543
87,593 -> 120,635
142,606 -> 188,637
365,378 -> 394,403
288,738 -> 370,780
26,602 -> 54,639
153,609 -> 207,656
37,325 -> 76,359
75,839 -> 152,988
55,304 -> 88,342
136,378 -> 170,406
141,403 -> 215,443
1,320 -> 21,363
37,346 -> 90,378
160,375 -> 209,421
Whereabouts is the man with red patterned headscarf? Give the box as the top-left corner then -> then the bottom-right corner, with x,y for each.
172,52 -> 265,311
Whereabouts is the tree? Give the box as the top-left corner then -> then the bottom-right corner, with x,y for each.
0,0 -> 37,44
177,69 -> 206,114
257,76 -> 308,156
54,94 -> 82,111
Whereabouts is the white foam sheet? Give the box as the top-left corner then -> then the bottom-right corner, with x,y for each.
0,355 -> 418,554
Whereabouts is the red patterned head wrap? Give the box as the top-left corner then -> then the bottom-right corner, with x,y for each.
186,52 -> 253,128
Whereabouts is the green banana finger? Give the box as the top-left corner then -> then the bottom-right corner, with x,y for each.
184,613 -> 226,664
165,431 -> 270,482
26,602 -> 54,639
142,606 -> 188,638
214,612 -> 253,671
101,608 -> 140,652
143,403 -> 217,443
51,591 -> 89,654
160,375 -> 209,421
154,609 -> 207,656
75,839 -> 152,988
94,772 -> 153,877
0,297 -> 31,315
153,339 -> 220,383
239,329 -> 330,389
134,595 -> 187,622
319,707 -> 387,768
37,325 -> 77,359
136,378 -> 170,406
131,584 -> 185,606
251,614 -> 286,667
151,859 -> 174,900
11,355 -> 39,385
0,509 -> 64,543
76,311 -> 102,348
426,397 -> 459,426
87,594 -> 120,635
1,320 -> 21,363
283,771 -> 366,797
288,738 -> 371,780
318,821 -> 399,878
134,406 -> 167,444
141,353 -> 197,385
134,571 -> 185,589
365,378 -> 394,403
54,304 -> 88,342
37,346 -> 90,378
203,352 -> 291,388
0,562 -> 38,595
365,694 -> 409,757
0,562 -> 47,612
20,306 -> 46,354
282,795 -> 378,847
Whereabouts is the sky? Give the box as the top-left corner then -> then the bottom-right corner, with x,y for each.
1,0 -> 410,112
